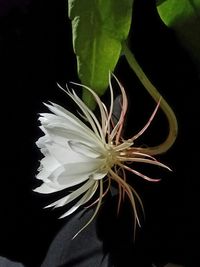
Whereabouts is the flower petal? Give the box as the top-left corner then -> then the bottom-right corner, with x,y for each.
33,182 -> 62,194
55,160 -> 104,187
45,142 -> 103,166
44,127 -> 99,148
36,154 -> 61,181
37,155 -> 104,188
92,170 -> 107,180
45,179 -> 97,208
68,140 -> 103,159
43,103 -> 101,143
59,181 -> 99,218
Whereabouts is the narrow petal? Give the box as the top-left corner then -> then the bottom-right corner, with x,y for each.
41,104 -> 101,144
33,182 -> 61,194
67,89 -> 105,141
109,74 -> 128,144
44,103 -> 88,131
59,181 -> 99,218
45,179 -> 97,208
104,73 -> 114,137
69,83 -> 108,133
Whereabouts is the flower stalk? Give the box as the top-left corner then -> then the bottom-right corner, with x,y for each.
122,42 -> 178,155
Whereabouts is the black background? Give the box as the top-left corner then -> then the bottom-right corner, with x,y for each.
0,0 -> 199,266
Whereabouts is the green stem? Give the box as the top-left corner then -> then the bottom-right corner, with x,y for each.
122,42 -> 178,155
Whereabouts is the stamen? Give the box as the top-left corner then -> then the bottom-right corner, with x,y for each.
108,169 -> 140,227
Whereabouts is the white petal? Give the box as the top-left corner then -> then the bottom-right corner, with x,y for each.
37,154 -> 60,178
45,179 -> 96,208
36,140 -> 105,187
41,103 -> 104,146
36,135 -> 51,150
55,160 -> 104,187
68,140 -> 102,158
44,126 -> 101,151
45,142 -> 91,165
43,104 -> 94,137
39,114 -> 86,139
92,171 -> 107,180
45,102 -> 87,128
33,182 -> 60,194
36,161 -> 63,182
36,157 -> 103,190
67,90 -> 104,140
59,181 -> 99,218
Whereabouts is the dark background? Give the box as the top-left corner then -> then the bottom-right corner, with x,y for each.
0,0 -> 199,266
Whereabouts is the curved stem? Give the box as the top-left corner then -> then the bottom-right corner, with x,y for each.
122,42 -> 178,155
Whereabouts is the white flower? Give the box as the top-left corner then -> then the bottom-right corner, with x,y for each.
35,74 -> 170,236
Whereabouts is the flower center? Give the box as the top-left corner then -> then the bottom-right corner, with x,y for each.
102,145 -> 118,172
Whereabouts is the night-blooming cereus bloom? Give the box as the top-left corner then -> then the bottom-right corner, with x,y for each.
35,74 -> 170,236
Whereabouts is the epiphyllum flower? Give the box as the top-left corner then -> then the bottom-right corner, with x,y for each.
35,74 -> 170,236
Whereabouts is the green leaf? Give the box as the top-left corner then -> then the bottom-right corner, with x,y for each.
68,0 -> 133,109
157,0 -> 200,73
